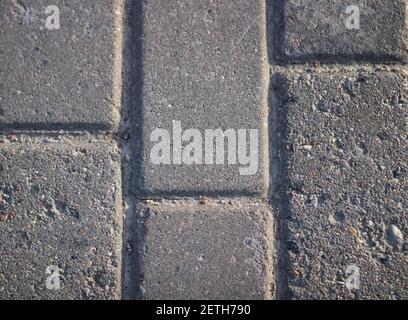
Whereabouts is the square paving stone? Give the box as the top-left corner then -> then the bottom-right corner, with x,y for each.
271,0 -> 408,62
139,204 -> 274,300
0,142 -> 121,299
0,0 -> 120,129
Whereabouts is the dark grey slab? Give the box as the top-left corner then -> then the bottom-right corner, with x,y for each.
0,143 -> 121,299
273,69 -> 408,299
138,204 -> 273,300
0,0 -> 119,130
137,0 -> 267,197
270,0 -> 408,62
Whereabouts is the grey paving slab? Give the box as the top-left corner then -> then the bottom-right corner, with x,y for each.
0,0 -> 120,130
270,0 -> 408,62
273,68 -> 408,299
138,204 -> 273,300
137,0 -> 268,197
0,143 -> 121,299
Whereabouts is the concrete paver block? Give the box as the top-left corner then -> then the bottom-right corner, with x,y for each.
139,204 -> 273,300
271,0 -> 408,62
0,142 -> 121,299
138,0 -> 268,196
0,0 -> 120,129
273,69 -> 408,299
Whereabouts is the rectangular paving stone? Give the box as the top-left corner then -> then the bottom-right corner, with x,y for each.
138,204 -> 273,299
272,69 -> 408,299
271,0 -> 408,62
0,142 -> 121,299
137,0 -> 268,196
0,0 -> 120,130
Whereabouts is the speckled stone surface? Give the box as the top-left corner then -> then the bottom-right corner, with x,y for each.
272,68 -> 408,299
270,0 -> 408,62
138,204 -> 273,300
0,0 -> 119,129
0,143 -> 121,299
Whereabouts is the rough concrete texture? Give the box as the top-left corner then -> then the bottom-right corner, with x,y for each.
0,0 -> 407,301
138,0 -> 268,197
271,0 -> 408,62
138,204 -> 273,300
272,68 -> 408,299
0,0 -> 120,130
0,142 -> 121,299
